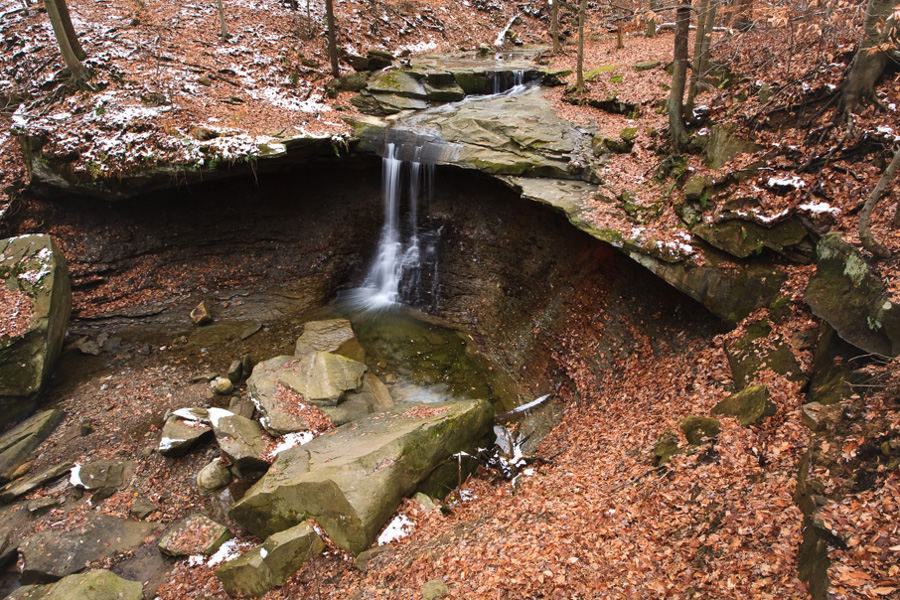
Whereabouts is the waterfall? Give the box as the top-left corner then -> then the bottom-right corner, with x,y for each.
491,70 -> 526,95
348,135 -> 438,311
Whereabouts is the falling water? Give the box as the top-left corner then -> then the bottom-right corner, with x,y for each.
492,70 -> 526,95
346,135 -> 438,311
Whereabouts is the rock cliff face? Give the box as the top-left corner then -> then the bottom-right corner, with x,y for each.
0,234 -> 71,426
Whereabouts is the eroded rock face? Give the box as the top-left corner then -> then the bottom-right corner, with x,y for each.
229,399 -> 493,554
806,233 -> 900,357
6,569 -> 144,600
0,235 -> 71,426
726,320 -> 808,389
711,384 -> 777,426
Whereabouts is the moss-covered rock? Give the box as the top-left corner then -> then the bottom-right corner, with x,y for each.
691,217 -> 808,259
806,232 -> 900,357
679,416 -> 720,445
6,569 -> 144,600
653,432 -> 682,465
0,235 -> 71,426
367,71 -> 428,99
705,125 -> 762,170
711,384 -> 776,426
726,320 -> 808,389
229,399 -> 493,554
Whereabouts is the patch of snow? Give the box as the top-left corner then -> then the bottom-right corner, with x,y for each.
377,514 -> 415,545
399,40 -> 438,54
766,175 -> 806,189
206,538 -> 245,567
799,202 -> 841,216
186,554 -> 206,567
259,547 -> 268,559
503,394 -> 552,416
207,407 -> 235,428
69,464 -> 83,487
159,437 -> 185,451
172,408 -> 203,422
272,431 -> 316,455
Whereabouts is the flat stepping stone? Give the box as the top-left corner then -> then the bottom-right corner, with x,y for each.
159,409 -> 213,456
230,399 -> 493,554
69,460 -> 136,491
19,513 -> 162,582
158,514 -> 232,557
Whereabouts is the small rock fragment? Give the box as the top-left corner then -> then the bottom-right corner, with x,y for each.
423,579 -> 449,600
191,301 -> 212,325
197,459 -> 233,496
211,377 -> 234,395
130,496 -> 157,520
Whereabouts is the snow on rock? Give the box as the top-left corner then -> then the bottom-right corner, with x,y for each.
68,464 -> 83,487
271,431 -> 316,456
766,175 -> 806,190
799,201 -> 841,216
377,514 -> 415,546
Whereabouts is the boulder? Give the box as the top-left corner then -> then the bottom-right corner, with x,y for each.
0,461 -> 72,504
294,318 -> 366,362
158,413 -> 212,457
69,460 -> 136,491
210,411 -> 269,475
215,547 -> 272,598
711,384 -> 776,426
197,458 -> 233,496
0,502 -> 31,563
679,416 -> 720,445
0,235 -> 71,427
158,514 -> 232,557
277,351 -> 367,407
320,373 -> 394,426
423,579 -> 450,600
806,233 -> 900,357
801,402 -> 844,432
0,409 -> 64,483
19,513 -> 162,582
367,70 -> 427,99
726,320 -> 807,389
6,569 -> 144,600
230,399 -> 494,554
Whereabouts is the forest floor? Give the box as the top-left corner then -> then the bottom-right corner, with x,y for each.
2,0 -> 900,598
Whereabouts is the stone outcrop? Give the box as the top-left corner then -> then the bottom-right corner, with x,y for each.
229,399 -> 493,554
69,460 -> 136,491
0,235 -> 71,426
0,461 -> 72,504
806,233 -> 900,357
0,409 -> 64,484
726,320 -> 807,389
7,569 -> 144,600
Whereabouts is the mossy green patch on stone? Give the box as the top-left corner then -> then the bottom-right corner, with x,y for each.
711,384 -> 776,426
679,416 -> 720,445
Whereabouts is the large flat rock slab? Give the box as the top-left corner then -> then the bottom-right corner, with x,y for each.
230,399 -> 493,554
0,235 -> 71,426
19,513 -> 162,582
0,409 -> 64,484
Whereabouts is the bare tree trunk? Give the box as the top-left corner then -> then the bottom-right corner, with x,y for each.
44,0 -> 87,81
575,0 -> 588,93
325,0 -> 339,77
217,0 -> 228,42
732,0 -> 754,31
686,0 -> 709,113
646,0 -> 659,37
617,18 -> 625,49
668,0 -> 691,151
859,147 -> 900,258
698,0 -> 717,76
837,0 -> 898,124
551,0 -> 561,54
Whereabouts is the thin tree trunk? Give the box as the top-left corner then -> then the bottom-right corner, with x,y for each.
698,0 -> 717,76
44,0 -> 87,81
668,0 -> 692,151
575,0 -> 587,93
217,0 -> 228,42
551,0 -> 561,54
646,0 -> 659,37
686,0 -> 709,113
617,18 -> 625,49
325,0 -> 339,77
859,147 -> 900,259
732,0 -> 754,31
837,0 -> 898,123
